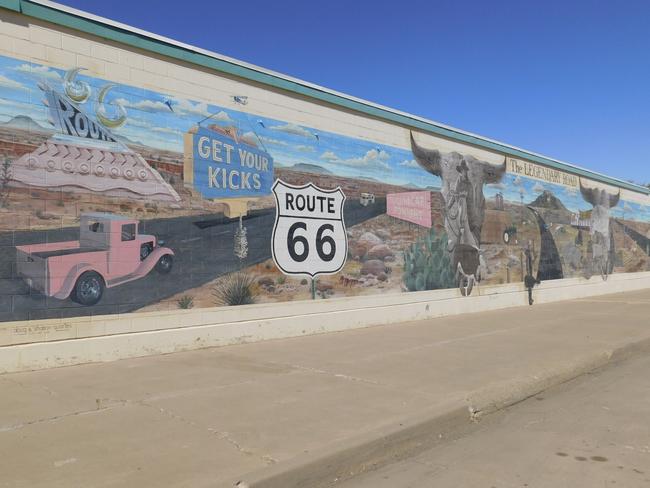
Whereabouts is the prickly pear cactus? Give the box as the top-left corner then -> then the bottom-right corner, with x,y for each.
403,228 -> 455,291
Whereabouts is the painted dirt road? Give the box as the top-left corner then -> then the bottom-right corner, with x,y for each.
0,199 -> 386,322
616,220 -> 650,256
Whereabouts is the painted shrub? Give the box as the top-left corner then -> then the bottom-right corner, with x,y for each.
0,53 -> 649,322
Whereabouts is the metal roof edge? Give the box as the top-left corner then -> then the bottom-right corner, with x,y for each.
0,0 -> 19,11
5,0 -> 649,195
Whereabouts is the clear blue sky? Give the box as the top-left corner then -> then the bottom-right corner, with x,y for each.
57,0 -> 650,184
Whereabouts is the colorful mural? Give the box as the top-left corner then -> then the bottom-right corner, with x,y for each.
0,52 -> 649,322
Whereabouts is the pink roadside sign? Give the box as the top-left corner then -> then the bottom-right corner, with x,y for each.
386,191 -> 432,228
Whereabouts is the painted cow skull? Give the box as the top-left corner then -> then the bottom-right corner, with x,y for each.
410,132 -> 506,253
579,179 -> 620,255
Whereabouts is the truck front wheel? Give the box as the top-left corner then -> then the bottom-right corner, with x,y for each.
73,271 -> 104,306
156,254 -> 173,274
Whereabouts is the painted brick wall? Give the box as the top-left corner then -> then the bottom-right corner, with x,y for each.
0,6 -> 648,344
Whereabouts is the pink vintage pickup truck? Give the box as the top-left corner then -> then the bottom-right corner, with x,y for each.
16,213 -> 174,306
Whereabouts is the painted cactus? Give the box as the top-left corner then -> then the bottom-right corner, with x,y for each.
403,228 -> 456,292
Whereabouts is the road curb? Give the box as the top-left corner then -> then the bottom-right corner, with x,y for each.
230,336 -> 650,488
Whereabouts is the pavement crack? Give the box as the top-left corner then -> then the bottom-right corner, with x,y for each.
0,401 -> 124,433
133,399 -> 277,466
286,364 -> 380,385
207,427 -> 277,464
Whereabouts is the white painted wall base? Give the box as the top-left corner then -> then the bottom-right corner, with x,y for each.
1,271 -> 649,374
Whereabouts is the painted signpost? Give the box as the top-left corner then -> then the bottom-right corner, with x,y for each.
386,191 -> 432,227
271,180 -> 348,278
185,125 -> 274,199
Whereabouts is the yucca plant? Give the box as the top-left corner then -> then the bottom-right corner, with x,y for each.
213,272 -> 257,306
0,156 -> 13,208
177,295 -> 194,309
233,216 -> 248,260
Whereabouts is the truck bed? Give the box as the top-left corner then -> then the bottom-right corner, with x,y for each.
31,247 -> 105,259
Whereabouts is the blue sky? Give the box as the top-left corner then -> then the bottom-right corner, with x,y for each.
53,0 -> 650,186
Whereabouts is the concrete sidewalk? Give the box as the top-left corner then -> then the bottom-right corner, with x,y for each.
336,354 -> 650,487
1,289 -> 649,488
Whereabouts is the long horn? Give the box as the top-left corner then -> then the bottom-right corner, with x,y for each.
579,178 -> 596,206
483,156 -> 506,184
95,84 -> 127,129
410,131 -> 442,177
608,189 -> 621,209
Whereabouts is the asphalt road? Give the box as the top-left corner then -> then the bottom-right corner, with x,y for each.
527,206 -> 564,281
0,198 -> 386,322
339,354 -> 650,488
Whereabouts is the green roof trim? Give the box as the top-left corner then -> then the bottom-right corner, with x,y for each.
5,0 -> 649,195
0,0 -> 20,11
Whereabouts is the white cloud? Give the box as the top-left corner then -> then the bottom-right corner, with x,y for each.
177,99 -> 231,120
152,126 -> 179,134
399,159 -> 420,169
259,136 -> 287,146
115,97 -> 168,113
174,98 -> 209,117
320,150 -> 339,161
13,64 -> 61,80
376,149 -> 390,161
270,122 -> 314,138
112,96 -> 224,120
320,148 -> 391,172
513,175 -> 523,186
120,97 -> 202,117
125,117 -> 152,129
295,145 -> 315,153
0,74 -> 27,91
240,131 -> 261,146
532,182 -> 545,193
488,182 -> 506,190
0,97 -> 50,126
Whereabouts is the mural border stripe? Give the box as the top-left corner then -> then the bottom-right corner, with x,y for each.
4,0 -> 649,195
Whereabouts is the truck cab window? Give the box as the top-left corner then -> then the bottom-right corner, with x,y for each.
121,224 -> 136,241
89,222 -> 104,233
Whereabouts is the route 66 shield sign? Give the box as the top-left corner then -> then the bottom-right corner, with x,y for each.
272,179 -> 348,277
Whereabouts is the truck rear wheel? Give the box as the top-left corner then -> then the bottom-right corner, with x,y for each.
73,271 -> 104,306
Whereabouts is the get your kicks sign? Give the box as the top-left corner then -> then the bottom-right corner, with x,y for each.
272,180 -> 348,277
187,126 -> 274,198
